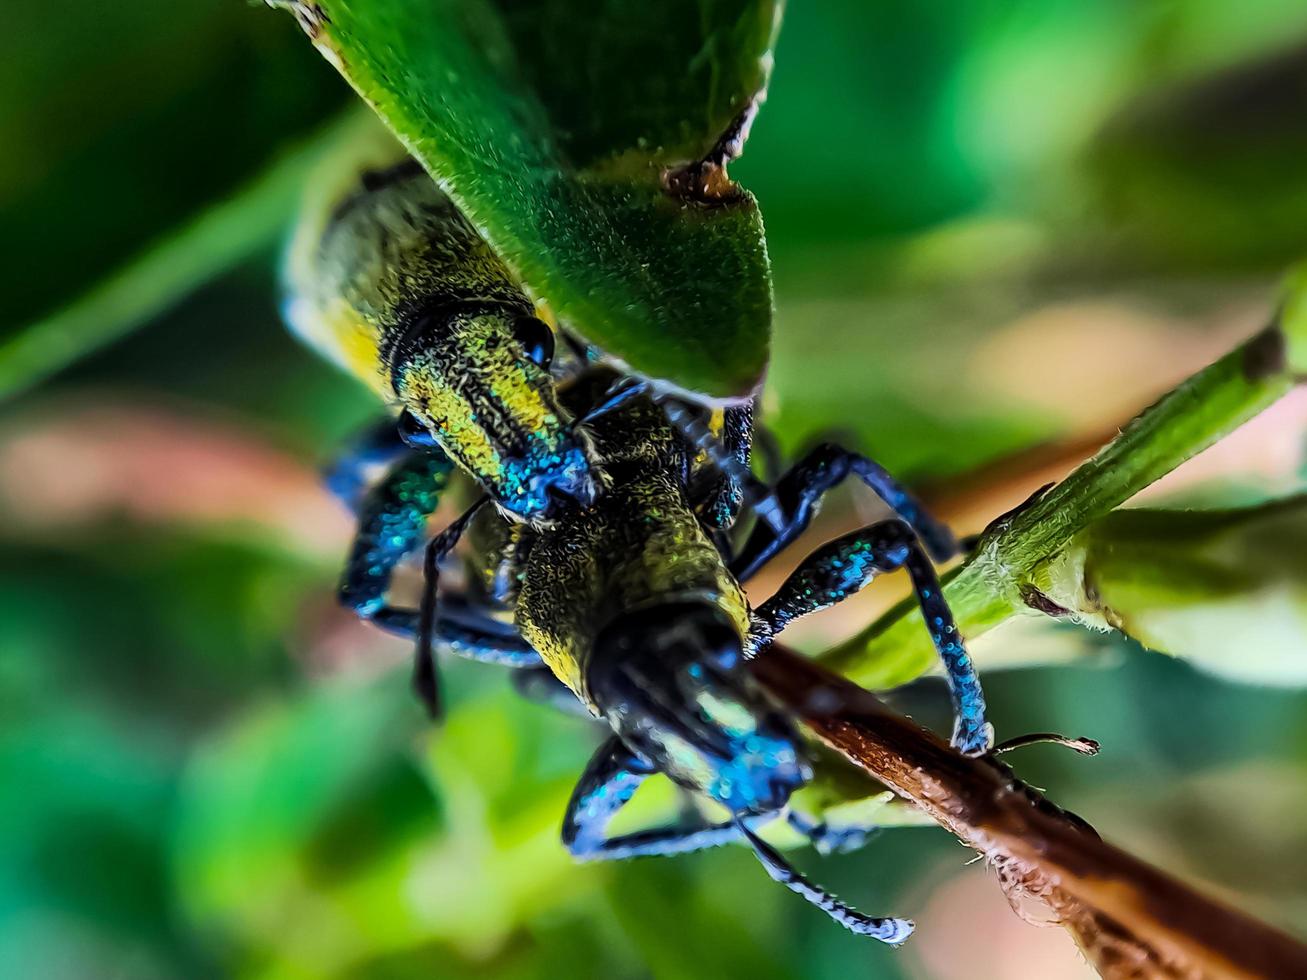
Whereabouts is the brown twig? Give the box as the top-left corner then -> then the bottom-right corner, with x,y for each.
750,645 -> 1307,979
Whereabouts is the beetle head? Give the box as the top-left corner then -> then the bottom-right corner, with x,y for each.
590,602 -> 810,816
393,309 -> 598,523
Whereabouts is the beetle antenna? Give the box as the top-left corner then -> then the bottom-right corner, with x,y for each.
736,820 -> 914,944
992,732 -> 1100,757
415,538 -> 443,719
576,377 -> 651,426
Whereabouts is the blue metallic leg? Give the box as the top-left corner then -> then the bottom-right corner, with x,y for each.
323,416 -> 412,511
580,382 -> 761,533
575,376 -> 652,425
750,521 -> 992,755
698,404 -> 755,533
565,741 -> 914,943
336,450 -> 540,713
731,443 -> 957,583
736,822 -> 914,944
337,448 -> 454,621
562,736 -> 744,860
370,604 -> 540,667
658,396 -> 784,533
784,808 -> 878,856
575,381 -> 770,536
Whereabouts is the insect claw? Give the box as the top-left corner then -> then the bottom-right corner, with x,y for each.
952,720 -> 996,757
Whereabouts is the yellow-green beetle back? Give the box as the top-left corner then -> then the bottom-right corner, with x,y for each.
282,124 -> 598,522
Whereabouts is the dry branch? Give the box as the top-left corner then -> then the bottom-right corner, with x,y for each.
751,645 -> 1307,979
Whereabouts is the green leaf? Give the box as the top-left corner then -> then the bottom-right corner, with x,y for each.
172,672 -> 602,964
491,2 -> 780,172
1037,498 -> 1307,686
822,276 -> 1307,689
271,0 -> 781,400
1089,36 -> 1307,268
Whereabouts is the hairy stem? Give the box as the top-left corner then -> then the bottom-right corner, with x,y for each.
0,114 -> 364,403
822,297 -> 1307,689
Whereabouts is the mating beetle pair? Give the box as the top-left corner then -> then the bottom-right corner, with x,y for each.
283,139 -> 993,941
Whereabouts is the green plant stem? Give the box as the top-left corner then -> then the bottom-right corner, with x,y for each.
822,304 -> 1307,690
0,115 -> 358,403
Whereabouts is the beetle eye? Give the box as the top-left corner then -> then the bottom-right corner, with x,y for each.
512,316 -> 554,368
397,410 -> 439,449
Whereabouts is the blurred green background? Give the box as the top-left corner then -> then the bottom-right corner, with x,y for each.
4,2 -> 1307,977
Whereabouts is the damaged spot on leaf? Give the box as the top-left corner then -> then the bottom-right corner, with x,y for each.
662,102 -> 760,206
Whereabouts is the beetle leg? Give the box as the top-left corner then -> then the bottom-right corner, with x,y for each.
562,736 -> 744,860
334,448 -> 537,714
574,376 -> 652,425
737,821 -> 914,944
337,447 -> 455,623
369,603 -> 540,668
323,415 -> 413,511
731,443 -> 956,582
695,402 -> 756,533
784,808 -> 879,856
749,520 -> 992,755
510,666 -> 590,717
658,396 -> 785,534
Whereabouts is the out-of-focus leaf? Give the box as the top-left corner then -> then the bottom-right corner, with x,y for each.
0,536 -> 311,725
1036,498 -> 1307,686
0,116 -> 357,402
0,709 -> 200,977
1090,40 -> 1307,268
270,0 -> 780,400
738,1 -> 993,252
0,400 -> 350,556
172,673 -> 601,969
174,670 -> 427,883
605,858 -> 803,980
0,0 -> 348,395
172,671 -> 433,963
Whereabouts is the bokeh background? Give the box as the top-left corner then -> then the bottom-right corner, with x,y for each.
4,2 -> 1307,978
